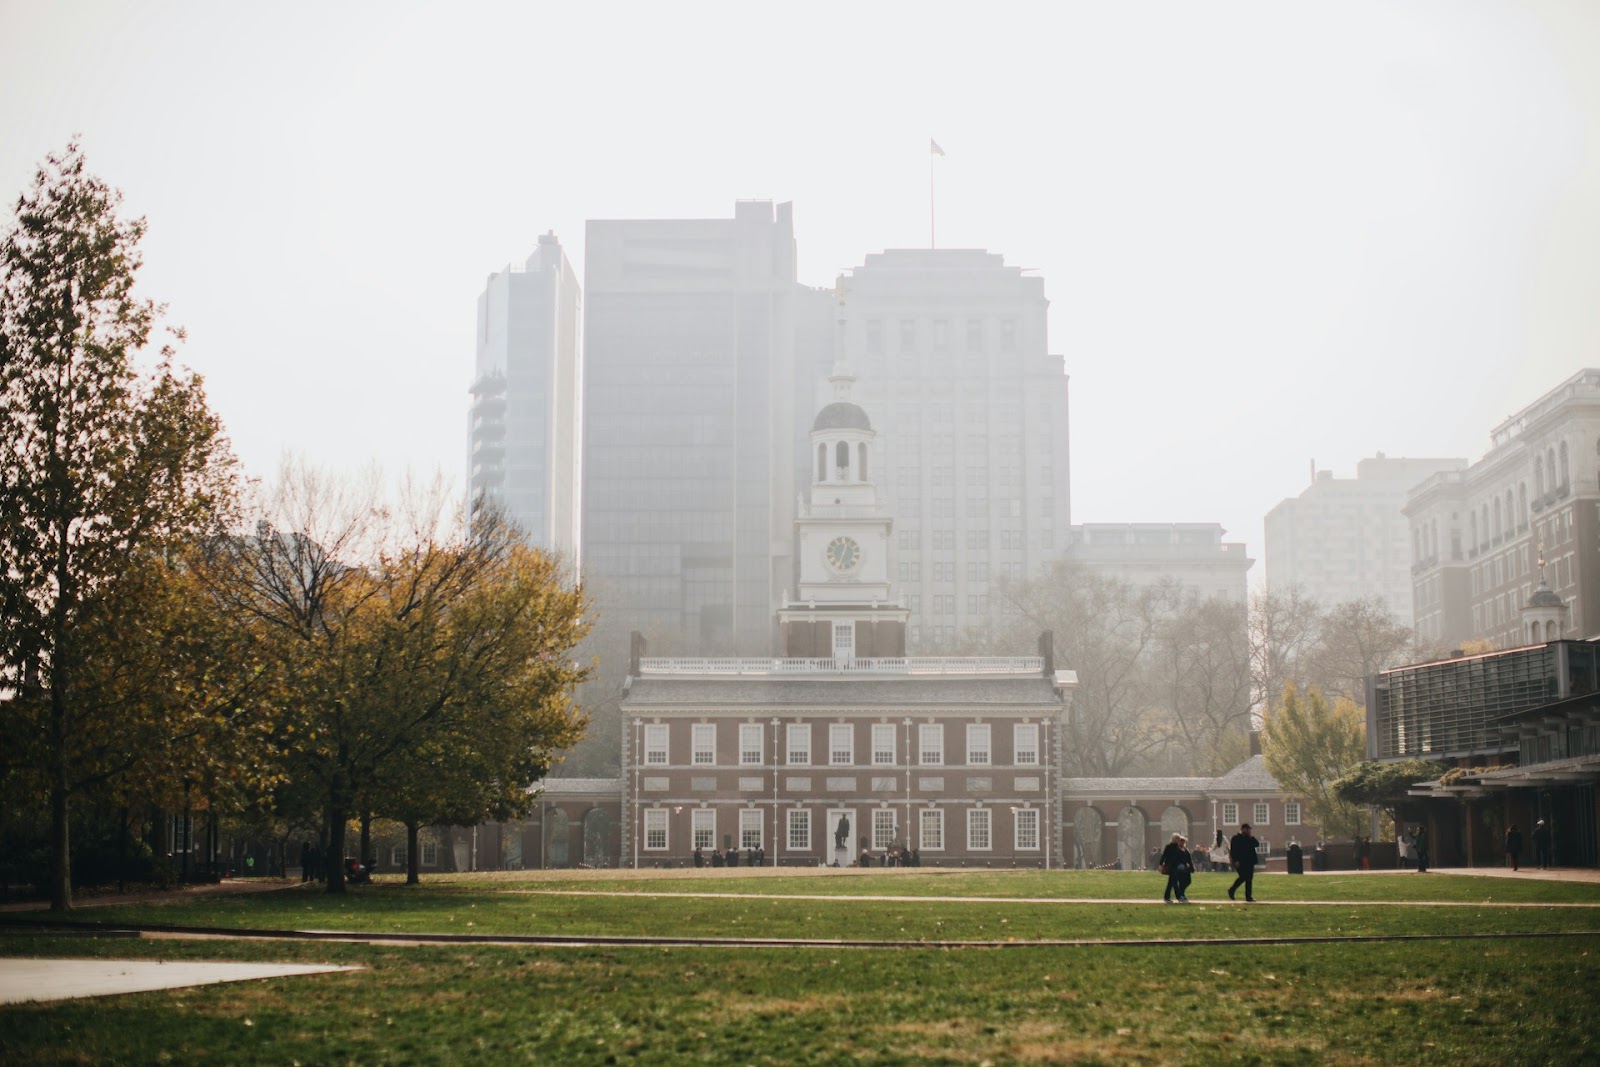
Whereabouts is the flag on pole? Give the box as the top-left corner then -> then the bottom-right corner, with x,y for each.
929,138 -> 945,157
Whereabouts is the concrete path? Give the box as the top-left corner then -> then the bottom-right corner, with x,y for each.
0,958 -> 360,1005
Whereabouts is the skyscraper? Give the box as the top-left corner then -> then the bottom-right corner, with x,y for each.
581,201 -> 801,654
830,249 -> 1071,649
1264,454 -> 1465,626
468,232 -> 582,563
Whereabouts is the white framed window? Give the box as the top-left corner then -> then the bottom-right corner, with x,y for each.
1015,808 -> 1039,851
390,845 -> 406,867
920,724 -> 945,765
693,808 -> 717,850
967,808 -> 992,851
830,723 -> 854,766
1222,802 -> 1239,827
421,841 -> 438,867
1014,724 -> 1039,766
788,809 -> 810,851
920,809 -> 944,851
740,809 -> 763,851
644,724 -> 669,765
692,723 -> 716,765
644,809 -> 668,850
787,723 -> 811,765
872,809 -> 898,850
872,723 -> 896,765
1254,801 -> 1270,826
740,724 -> 763,766
1285,802 -> 1302,826
966,724 -> 991,766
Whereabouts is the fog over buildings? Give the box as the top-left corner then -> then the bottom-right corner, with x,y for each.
5,1 -> 1600,646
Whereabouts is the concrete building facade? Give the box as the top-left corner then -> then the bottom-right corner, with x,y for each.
1065,523 -> 1253,604
468,232 -> 583,561
1405,369 -> 1600,649
828,249 -> 1071,650
581,202 -> 802,655
1265,454 -> 1466,626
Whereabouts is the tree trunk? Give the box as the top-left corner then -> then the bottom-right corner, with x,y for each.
406,821 -> 420,885
49,676 -> 72,911
359,811 -> 372,872
325,804 -> 346,894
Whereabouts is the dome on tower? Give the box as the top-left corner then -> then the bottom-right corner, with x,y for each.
812,401 -> 872,432
1527,581 -> 1564,609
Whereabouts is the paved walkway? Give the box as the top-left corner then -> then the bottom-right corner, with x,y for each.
0,877 -> 296,913
0,959 -> 360,1005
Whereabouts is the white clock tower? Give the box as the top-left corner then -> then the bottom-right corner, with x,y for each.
778,362 -> 908,661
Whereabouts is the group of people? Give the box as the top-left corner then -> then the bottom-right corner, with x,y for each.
692,845 -> 765,868
1504,819 -> 1554,870
1396,826 -> 1431,871
858,844 -> 920,867
1155,823 -> 1264,903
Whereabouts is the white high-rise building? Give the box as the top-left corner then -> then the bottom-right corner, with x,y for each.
1264,454 -> 1466,625
829,249 -> 1072,649
468,232 -> 582,563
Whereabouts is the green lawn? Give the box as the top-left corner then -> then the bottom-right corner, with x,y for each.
2,870 -> 1597,1065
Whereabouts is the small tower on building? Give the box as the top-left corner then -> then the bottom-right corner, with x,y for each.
1521,553 -> 1568,644
778,362 -> 908,662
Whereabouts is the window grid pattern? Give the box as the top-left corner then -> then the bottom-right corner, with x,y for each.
872,810 -> 898,850
740,724 -> 763,765
967,724 -> 991,766
872,724 -> 896,765
692,723 -> 716,765
920,724 -> 944,765
788,724 -> 811,765
967,808 -> 992,850
644,724 -> 669,765
1014,724 -> 1039,765
830,723 -> 854,766
693,809 -> 716,850
920,809 -> 944,850
740,810 -> 763,850
644,809 -> 668,850
788,809 -> 810,851
1015,808 -> 1039,850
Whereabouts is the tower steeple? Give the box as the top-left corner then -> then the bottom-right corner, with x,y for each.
778,363 -> 907,662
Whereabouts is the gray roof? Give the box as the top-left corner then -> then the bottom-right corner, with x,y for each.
623,675 -> 1061,710
812,401 -> 872,432
1060,777 -> 1215,796
1209,754 -> 1284,794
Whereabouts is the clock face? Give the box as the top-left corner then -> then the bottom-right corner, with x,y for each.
825,535 -> 861,572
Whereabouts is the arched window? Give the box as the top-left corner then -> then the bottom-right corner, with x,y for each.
835,440 -> 850,479
1481,505 -> 1489,548
1559,441 -> 1570,487
1505,491 -> 1514,533
858,443 -> 869,483
1493,498 -> 1502,541
1547,447 -> 1558,491
1518,483 -> 1527,528
1536,457 -> 1546,496
1470,513 -> 1478,551
817,444 -> 826,483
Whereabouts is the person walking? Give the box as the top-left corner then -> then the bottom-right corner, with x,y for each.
1414,825 -> 1429,873
1397,830 -> 1413,870
1504,824 -> 1523,871
1159,833 -> 1193,903
1532,819 -> 1553,869
1228,823 -> 1260,902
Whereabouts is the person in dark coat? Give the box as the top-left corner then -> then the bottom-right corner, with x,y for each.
1228,823 -> 1260,902
1532,819 -> 1552,869
693,846 -> 704,868
1414,826 -> 1429,873
1504,824 -> 1522,871
1159,833 -> 1193,903
1287,839 -> 1304,875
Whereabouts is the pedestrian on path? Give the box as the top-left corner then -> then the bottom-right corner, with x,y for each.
1414,826 -> 1430,873
1228,823 -> 1260,902
1159,833 -> 1192,903
1533,819 -> 1553,869
1505,824 -> 1523,871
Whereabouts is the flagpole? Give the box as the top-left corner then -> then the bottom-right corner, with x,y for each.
929,149 -> 936,249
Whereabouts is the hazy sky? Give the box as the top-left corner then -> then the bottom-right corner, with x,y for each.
4,1 -> 1598,577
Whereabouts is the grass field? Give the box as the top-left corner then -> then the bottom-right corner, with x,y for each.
3,869 -> 1598,1065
